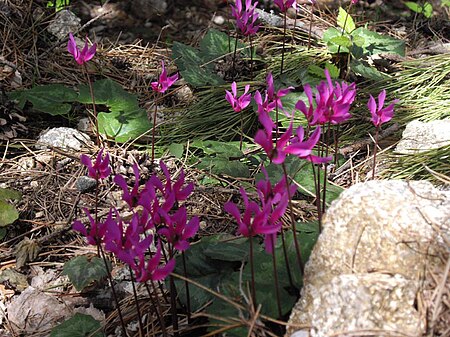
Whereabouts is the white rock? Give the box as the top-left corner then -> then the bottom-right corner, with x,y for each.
287,180 -> 450,337
213,15 -> 225,25
395,119 -> 450,154
36,127 -> 93,151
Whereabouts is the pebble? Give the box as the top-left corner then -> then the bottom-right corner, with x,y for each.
213,15 -> 225,25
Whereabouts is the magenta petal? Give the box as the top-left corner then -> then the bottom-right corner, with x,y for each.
152,259 -> 175,281
67,33 -> 79,59
84,43 -> 97,63
183,217 -> 199,239
377,89 -> 386,111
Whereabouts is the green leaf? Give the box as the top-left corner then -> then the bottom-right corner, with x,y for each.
168,143 -> 184,158
179,66 -> 225,87
423,2 -> 433,17
9,84 -> 77,115
0,188 -> 21,201
172,42 -> 204,71
351,60 -> 389,81
0,200 -> 19,227
322,27 -> 349,53
62,256 -> 109,291
337,7 -> 356,34
50,313 -> 104,337
200,29 -> 234,60
191,140 -> 243,158
78,79 -> 140,112
329,35 -> 353,48
351,27 -> 405,56
405,1 -> 423,13
442,0 -> 450,7
98,109 -> 151,143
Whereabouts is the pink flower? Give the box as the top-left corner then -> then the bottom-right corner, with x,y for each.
114,164 -> 142,208
151,61 -> 179,93
231,0 -> 260,36
274,0 -> 296,12
368,89 -> 399,127
135,241 -> 175,282
67,33 -> 96,65
266,72 -> 293,115
225,82 -> 252,112
158,208 -> 199,252
351,0 -> 358,4
72,208 -> 111,245
80,148 -> 111,180
284,126 -> 332,164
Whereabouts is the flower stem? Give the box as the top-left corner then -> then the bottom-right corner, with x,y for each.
129,266 -> 144,337
249,34 -> 254,80
169,246 -> 179,337
372,125 -> 379,179
82,64 -> 100,147
281,163 -> 304,276
181,251 -> 192,322
99,245 -> 128,336
279,226 -> 294,288
249,235 -> 257,309
321,122 -> 331,214
232,33 -> 239,80
151,92 -> 159,163
311,161 -> 323,233
271,239 -> 282,318
281,13 -> 287,75
307,2 -> 315,50
145,281 -> 168,337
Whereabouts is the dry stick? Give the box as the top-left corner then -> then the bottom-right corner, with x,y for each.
181,251 -> 192,322
281,163 -> 305,275
232,34 -> 239,80
82,64 -> 100,147
168,246 -> 179,337
99,245 -> 128,337
129,266 -> 144,337
271,239 -> 283,318
307,2 -> 315,50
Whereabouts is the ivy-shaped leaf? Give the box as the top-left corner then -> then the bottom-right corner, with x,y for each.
63,256 -> 109,291
337,7 -> 356,34
50,313 -> 104,337
9,84 -> 77,115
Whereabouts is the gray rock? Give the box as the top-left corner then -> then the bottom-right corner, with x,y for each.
76,176 -> 97,193
36,127 -> 93,151
129,0 -> 168,20
287,180 -> 450,337
47,10 -> 81,40
395,119 -> 450,154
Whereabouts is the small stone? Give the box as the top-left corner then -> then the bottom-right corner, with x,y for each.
36,127 -> 93,151
77,118 -> 92,132
213,15 -> 225,25
47,10 -> 81,40
76,176 -> 97,193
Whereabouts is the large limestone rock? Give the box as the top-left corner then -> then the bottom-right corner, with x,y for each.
287,180 -> 450,337
395,119 -> 450,154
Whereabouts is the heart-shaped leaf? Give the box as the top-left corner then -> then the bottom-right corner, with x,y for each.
63,256 -> 109,291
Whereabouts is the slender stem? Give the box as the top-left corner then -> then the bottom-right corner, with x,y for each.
307,3 -> 315,50
82,64 -> 100,146
151,92 -> 159,163
279,226 -> 294,288
336,3 -> 353,73
249,34 -> 254,80
129,266 -> 144,337
372,126 -> 379,179
232,33 -> 239,81
249,236 -> 257,309
239,112 -> 244,151
311,161 -> 322,232
271,239 -> 282,318
281,13 -> 287,75
275,104 -> 280,141
181,252 -> 191,322
99,245 -> 128,336
281,163 -> 304,276
145,282 -> 168,337
169,246 -> 179,337
333,125 -> 340,167
321,122 -> 331,214
292,8 -> 297,50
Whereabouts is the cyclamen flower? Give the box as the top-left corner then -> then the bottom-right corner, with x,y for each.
274,0 -> 296,12
151,61 -> 178,93
114,164 -> 142,208
67,33 -> 96,65
80,148 -> 111,180
231,0 -> 260,36
266,72 -> 293,115
296,69 -> 356,125
158,207 -> 199,251
225,82 -> 252,112
254,119 -> 293,164
73,208 -> 111,245
368,89 -> 399,127
134,241 -> 175,282
285,126 -> 332,164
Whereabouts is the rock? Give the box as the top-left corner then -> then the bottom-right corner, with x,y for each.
76,176 -> 97,193
287,180 -> 450,337
213,15 -> 225,25
395,119 -> 450,154
47,10 -> 81,40
7,287 -> 71,334
129,0 -> 168,20
36,127 -> 93,151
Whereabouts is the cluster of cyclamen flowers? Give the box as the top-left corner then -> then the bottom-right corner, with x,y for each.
73,151 -> 198,283
231,0 -> 260,36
